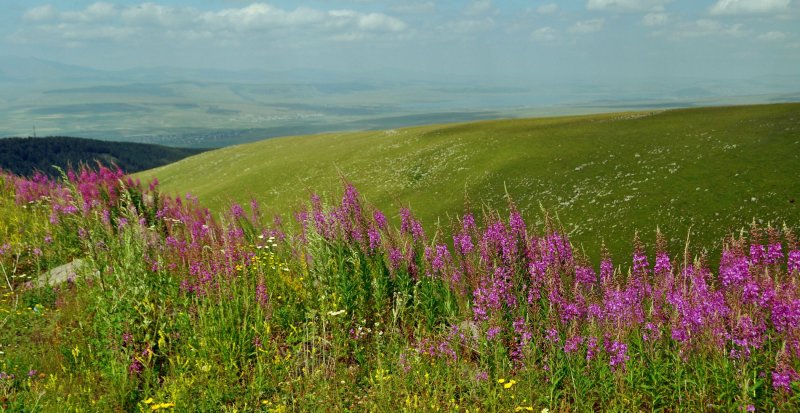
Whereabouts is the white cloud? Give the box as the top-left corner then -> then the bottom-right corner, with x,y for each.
642,12 -> 669,26
13,2 -> 409,47
587,0 -> 670,12
709,0 -> 791,15
569,18 -> 605,34
531,26 -> 558,42
23,5 -> 58,22
673,19 -> 750,38
390,2 -> 436,14
758,31 -> 787,41
537,4 -> 559,14
62,2 -> 116,22
464,0 -> 493,16
441,17 -> 495,35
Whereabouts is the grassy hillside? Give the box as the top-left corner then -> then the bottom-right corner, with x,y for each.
140,103 -> 800,261
0,136 -> 206,177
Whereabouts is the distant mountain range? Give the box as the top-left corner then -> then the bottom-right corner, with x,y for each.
0,136 -> 205,177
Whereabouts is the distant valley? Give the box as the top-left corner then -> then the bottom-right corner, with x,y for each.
2,56 -> 799,148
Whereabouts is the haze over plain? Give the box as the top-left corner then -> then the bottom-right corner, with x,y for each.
0,0 -> 798,145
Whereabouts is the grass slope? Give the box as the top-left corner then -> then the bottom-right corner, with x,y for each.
140,103 -> 800,261
0,136 -> 206,177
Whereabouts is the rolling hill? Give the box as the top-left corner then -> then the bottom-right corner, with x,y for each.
0,136 -> 206,177
139,103 -> 800,262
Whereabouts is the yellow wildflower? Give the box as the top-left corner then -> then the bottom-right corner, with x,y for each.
151,401 -> 175,411
504,379 -> 517,389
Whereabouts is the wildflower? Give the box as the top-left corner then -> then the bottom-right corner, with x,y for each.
373,210 -> 388,230
504,379 -> 517,389
772,365 -> 799,392
487,326 -> 502,341
607,340 -> 629,371
256,282 -> 269,307
367,226 -> 381,252
151,402 -> 176,411
788,249 -> 800,273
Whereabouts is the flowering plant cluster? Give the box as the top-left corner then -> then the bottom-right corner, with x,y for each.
1,168 -> 799,410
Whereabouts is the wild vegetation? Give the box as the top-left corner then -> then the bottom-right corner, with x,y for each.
2,164 -> 800,411
0,136 -> 205,178
141,103 -> 800,262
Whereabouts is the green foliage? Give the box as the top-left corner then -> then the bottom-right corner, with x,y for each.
140,103 -> 800,263
0,136 -> 205,177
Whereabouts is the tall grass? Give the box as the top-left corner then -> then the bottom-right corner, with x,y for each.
1,167 -> 799,411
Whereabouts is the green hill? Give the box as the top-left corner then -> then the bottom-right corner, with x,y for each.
0,136 -> 206,177
139,103 -> 800,261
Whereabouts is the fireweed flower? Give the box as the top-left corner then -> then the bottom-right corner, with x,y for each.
563,336 -> 583,354
654,251 -> 672,276
772,364 -> 799,392
256,282 -> 269,307
607,340 -> 629,371
575,265 -> 596,285
719,248 -> 750,287
367,226 -> 381,253
766,242 -> 783,265
749,244 -> 766,266
486,326 -> 502,340
788,249 -> 800,273
373,209 -> 388,230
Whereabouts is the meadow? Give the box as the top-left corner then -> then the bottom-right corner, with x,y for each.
2,162 -> 800,411
141,103 -> 800,263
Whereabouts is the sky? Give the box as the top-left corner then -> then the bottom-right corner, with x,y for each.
1,0 -> 799,82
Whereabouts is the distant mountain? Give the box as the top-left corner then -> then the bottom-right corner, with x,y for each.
0,136 -> 206,177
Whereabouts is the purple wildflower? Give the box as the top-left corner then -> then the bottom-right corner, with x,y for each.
486,326 -> 502,341
388,248 -> 404,271
373,210 -> 388,230
607,340 -> 629,371
256,282 -> 269,307
767,242 -> 784,265
772,366 -> 799,392
789,249 -> 800,274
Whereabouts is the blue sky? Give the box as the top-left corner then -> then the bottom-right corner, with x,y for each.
1,0 -> 798,82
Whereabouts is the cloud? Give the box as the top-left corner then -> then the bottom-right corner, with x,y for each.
390,2 -> 436,14
530,26 -> 558,42
441,17 -> 495,35
586,0 -> 670,12
464,0 -> 493,16
672,19 -> 750,38
709,0 -> 791,15
758,31 -> 788,41
12,2 -> 409,47
22,5 -> 59,22
642,12 -> 669,26
569,18 -> 605,34
537,4 -> 559,14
